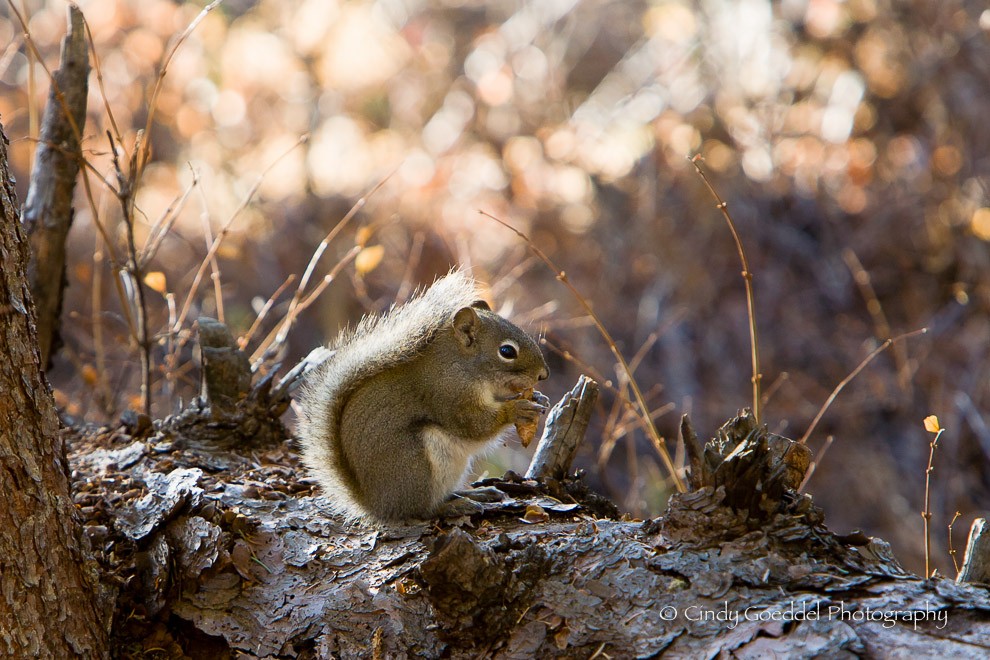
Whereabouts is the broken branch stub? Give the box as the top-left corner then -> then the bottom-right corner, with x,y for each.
197,317 -> 252,415
958,517 -> 990,585
23,5 -> 90,367
525,375 -> 599,481
685,410 -> 811,518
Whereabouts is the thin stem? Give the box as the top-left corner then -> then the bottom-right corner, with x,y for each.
798,328 -> 928,445
923,428 -> 945,578
480,210 -> 686,493
239,274 -> 297,350
948,511 -> 962,576
843,248 -> 910,391
173,134 -> 308,336
252,246 -> 360,366
798,435 -> 834,493
91,223 -> 114,416
81,13 -> 123,147
109,132 -> 152,416
139,169 -> 198,268
140,0 -> 224,181
690,155 -> 762,423
163,292 -> 178,408
22,0 -> 37,171
195,182 -> 225,324
292,171 -> 394,307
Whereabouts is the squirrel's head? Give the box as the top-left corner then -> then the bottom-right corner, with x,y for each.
448,301 -> 549,400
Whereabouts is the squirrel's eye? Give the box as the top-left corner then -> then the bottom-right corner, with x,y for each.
498,342 -> 519,360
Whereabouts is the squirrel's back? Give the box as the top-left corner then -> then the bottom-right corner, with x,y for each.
296,270 -> 484,521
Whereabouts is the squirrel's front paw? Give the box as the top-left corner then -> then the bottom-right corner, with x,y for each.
534,390 -> 551,410
512,395 -> 548,422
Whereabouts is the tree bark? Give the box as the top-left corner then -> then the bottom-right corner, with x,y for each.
0,122 -> 109,656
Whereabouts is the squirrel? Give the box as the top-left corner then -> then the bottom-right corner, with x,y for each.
297,270 -> 550,524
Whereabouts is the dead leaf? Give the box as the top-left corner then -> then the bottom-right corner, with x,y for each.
521,504 -> 549,524
923,415 -> 941,434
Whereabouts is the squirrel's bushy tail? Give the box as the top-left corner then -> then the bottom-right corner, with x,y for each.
296,269 -> 483,521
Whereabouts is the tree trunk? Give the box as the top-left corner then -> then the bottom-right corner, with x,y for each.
0,123 -> 110,656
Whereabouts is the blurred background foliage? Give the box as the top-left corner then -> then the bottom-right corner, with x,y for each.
2,0 -> 989,573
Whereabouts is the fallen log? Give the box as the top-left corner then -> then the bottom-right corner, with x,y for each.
67,357 -> 990,657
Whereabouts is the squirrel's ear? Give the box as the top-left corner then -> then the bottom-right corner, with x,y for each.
452,306 -> 479,347
470,299 -> 491,312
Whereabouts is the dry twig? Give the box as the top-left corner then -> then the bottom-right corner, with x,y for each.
798,328 -> 927,445
842,248 -> 911,392
949,511 -> 962,576
173,134 -> 309,337
481,210 -> 686,493
922,416 -> 945,578
108,131 -> 152,415
689,155 -> 762,423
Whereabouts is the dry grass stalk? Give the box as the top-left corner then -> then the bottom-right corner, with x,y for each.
139,0 -> 224,179
239,275 -> 298,350
292,173 -> 394,307
480,210 -> 686,493
842,248 -> 911,392
798,435 -> 834,493
798,328 -> 927,445
922,416 -> 945,578
249,173 -> 394,367
139,170 -> 199,268
108,130 -> 153,415
172,134 -> 309,337
251,246 -> 360,366
949,511 -> 962,576
760,371 -> 790,407
689,155 -> 762,423
195,184 -> 226,325
81,15 -> 122,145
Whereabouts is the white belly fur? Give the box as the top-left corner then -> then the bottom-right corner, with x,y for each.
422,425 -> 504,498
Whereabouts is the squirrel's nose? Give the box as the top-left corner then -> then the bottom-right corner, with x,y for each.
538,366 -> 549,381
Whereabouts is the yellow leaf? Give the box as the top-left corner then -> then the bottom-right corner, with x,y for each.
355,226 -> 374,247
923,415 -> 941,434
355,245 -> 385,275
144,271 -> 167,293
